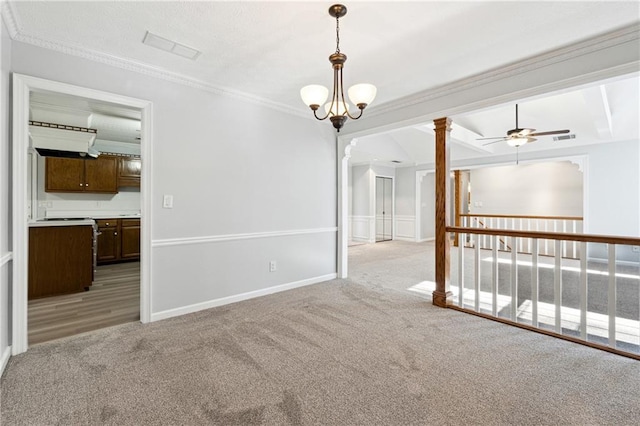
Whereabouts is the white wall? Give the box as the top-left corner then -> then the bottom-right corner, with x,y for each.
350,164 -> 372,242
9,41 -> 337,319
420,172 -> 435,241
0,11 -> 12,373
394,167 -> 416,241
469,161 -> 584,216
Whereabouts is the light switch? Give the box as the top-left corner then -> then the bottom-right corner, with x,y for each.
163,195 -> 174,208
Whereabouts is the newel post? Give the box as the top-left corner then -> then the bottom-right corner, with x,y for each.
433,117 -> 453,307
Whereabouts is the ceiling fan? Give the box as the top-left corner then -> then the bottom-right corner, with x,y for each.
477,104 -> 570,147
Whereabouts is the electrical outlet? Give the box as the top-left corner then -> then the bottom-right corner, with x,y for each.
162,195 -> 173,208
269,260 -> 277,272
633,246 -> 640,253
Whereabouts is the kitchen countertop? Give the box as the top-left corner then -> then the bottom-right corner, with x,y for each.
29,219 -> 96,227
91,214 -> 141,220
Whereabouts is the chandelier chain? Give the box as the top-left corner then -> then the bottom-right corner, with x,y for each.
335,17 -> 340,53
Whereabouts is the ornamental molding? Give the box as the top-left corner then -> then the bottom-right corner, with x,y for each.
3,1 -> 638,123
366,23 -> 640,118
2,2 -> 307,119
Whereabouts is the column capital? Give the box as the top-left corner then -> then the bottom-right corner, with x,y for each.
433,117 -> 452,132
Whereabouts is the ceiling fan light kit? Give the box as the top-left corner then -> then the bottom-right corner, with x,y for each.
479,104 -> 570,148
300,4 -> 377,132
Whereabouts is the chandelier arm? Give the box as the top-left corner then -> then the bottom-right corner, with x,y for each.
313,109 -> 331,121
339,69 -> 362,120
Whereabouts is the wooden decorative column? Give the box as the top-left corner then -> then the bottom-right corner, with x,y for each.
433,117 -> 453,307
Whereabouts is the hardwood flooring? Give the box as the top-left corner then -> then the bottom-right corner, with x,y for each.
28,261 -> 140,345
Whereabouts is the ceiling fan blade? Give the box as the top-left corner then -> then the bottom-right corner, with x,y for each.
476,136 -> 505,141
482,138 -> 508,146
529,129 -> 570,137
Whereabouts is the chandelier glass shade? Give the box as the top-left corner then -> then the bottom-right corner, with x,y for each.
300,4 -> 376,132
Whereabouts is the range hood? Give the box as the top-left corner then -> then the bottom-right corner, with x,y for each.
29,122 -> 100,159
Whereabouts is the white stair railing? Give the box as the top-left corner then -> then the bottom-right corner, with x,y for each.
449,226 -> 640,359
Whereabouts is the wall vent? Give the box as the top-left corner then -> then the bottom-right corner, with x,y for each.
391,160 -> 402,163
553,134 -> 576,141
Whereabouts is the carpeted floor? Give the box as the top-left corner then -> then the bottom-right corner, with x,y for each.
2,241 -> 640,425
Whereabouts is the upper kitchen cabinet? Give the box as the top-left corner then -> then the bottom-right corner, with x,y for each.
118,156 -> 141,188
45,155 -> 118,193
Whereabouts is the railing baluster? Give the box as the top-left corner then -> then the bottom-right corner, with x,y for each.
492,236 -> 498,317
474,238 -> 480,312
573,220 -> 577,258
458,233 -> 464,308
511,236 -> 518,321
608,244 -> 617,347
580,241 -> 587,340
562,220 -> 567,258
544,221 -> 548,255
554,240 -> 562,334
532,239 -> 539,327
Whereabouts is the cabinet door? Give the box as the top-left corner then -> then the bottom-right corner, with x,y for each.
45,157 -> 85,192
120,219 -> 140,260
85,156 -> 118,193
97,222 -> 119,263
118,157 -> 141,187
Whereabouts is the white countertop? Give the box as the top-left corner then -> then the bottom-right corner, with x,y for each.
91,214 -> 141,219
29,219 -> 96,227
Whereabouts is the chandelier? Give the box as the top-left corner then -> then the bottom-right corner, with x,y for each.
300,4 -> 377,132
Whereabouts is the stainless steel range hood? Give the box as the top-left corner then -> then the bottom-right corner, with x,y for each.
29,122 -> 100,159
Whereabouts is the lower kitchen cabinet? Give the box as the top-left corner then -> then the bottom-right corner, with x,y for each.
96,219 -> 119,262
29,225 -> 93,299
120,219 -> 141,259
97,218 -> 140,264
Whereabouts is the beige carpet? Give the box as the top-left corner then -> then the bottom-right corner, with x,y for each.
2,242 -> 640,425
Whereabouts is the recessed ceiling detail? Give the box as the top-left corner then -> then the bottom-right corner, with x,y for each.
142,31 -> 201,60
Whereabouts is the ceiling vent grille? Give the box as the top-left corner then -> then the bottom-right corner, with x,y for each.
553,134 -> 576,141
142,31 -> 201,60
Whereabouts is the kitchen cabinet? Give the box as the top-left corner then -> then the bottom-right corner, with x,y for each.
29,225 -> 93,299
120,219 -> 141,259
96,219 -> 119,262
118,156 -> 141,188
45,155 -> 118,193
97,218 -> 140,264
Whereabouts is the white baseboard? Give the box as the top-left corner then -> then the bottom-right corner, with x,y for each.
151,273 -> 337,322
418,237 -> 435,243
394,236 -> 416,242
0,346 -> 11,377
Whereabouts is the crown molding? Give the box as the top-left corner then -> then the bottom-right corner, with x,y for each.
0,0 -> 19,39
367,23 -> 640,118
3,2 -> 308,120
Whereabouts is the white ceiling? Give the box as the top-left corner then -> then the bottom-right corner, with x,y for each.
6,1 -> 640,159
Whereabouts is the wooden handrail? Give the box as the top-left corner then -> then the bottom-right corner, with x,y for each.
460,213 -> 583,221
447,226 -> 640,246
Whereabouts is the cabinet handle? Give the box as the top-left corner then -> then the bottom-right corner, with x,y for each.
114,232 -> 118,236
85,183 -> 89,187
105,222 -> 109,225
79,183 -> 83,187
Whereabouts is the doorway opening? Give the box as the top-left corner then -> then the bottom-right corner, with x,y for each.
12,74 -> 152,354
375,176 -> 393,242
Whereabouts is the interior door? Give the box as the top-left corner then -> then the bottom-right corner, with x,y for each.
375,176 -> 393,242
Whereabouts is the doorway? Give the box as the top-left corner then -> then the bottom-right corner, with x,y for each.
12,74 -> 152,355
375,176 -> 393,242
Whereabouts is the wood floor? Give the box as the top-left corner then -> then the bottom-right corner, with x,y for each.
28,261 -> 140,345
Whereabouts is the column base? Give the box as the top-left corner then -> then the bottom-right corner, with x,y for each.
432,290 -> 454,307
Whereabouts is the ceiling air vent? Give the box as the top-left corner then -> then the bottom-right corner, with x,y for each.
553,134 -> 576,141
391,160 -> 402,164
